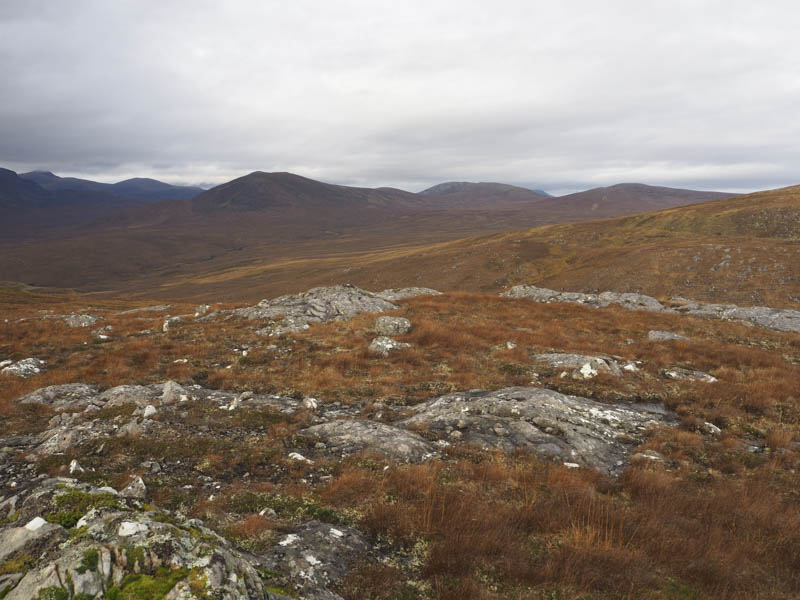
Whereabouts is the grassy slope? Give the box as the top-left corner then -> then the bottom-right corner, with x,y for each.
146,185 -> 800,307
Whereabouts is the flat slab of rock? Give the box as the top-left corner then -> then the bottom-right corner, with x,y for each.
17,384 -> 101,409
400,387 -> 675,474
298,419 -> 435,462
233,284 -> 398,333
648,330 -> 690,342
503,285 -> 800,334
374,287 -> 441,301
503,285 -> 665,312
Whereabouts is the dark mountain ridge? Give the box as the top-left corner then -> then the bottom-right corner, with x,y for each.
20,170 -> 204,202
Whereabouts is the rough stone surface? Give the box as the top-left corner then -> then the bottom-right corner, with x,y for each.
375,316 -> 412,335
17,384 -> 100,409
648,330 -> 690,342
298,419 -> 435,462
531,353 -> 624,378
503,285 -> 800,334
120,476 -> 147,499
503,285 -> 665,312
161,380 -> 186,405
231,284 -> 398,333
662,367 -> 718,383
0,478 -> 283,600
61,313 -> 102,327
262,520 -> 372,600
368,336 -> 411,356
374,287 -> 441,301
400,387 -> 675,474
1,358 -> 46,378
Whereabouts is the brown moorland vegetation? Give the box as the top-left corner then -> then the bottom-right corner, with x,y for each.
1,287 -> 798,598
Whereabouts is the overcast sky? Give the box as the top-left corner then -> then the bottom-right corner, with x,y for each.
1,1 -> 798,194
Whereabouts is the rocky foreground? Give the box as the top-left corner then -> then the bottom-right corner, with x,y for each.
1,284 -> 798,599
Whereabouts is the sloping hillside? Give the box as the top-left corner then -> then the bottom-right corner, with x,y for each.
148,185 -> 799,306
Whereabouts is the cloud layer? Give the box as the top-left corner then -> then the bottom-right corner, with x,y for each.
1,0 -> 798,193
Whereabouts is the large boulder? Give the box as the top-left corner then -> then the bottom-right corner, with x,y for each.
399,387 -> 675,474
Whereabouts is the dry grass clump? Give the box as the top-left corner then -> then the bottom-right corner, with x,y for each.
328,450 -> 800,599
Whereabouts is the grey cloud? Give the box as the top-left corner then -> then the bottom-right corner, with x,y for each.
1,0 -> 798,193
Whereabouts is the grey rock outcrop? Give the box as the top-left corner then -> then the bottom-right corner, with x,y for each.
0,479 -> 280,600
1,358 -> 46,378
17,384 -> 101,410
233,284 -> 399,334
368,336 -> 411,357
531,353 -> 624,378
375,316 -> 412,335
263,521 -> 372,600
161,380 -> 187,405
673,301 -> 800,333
648,330 -> 690,342
503,285 -> 800,334
399,387 -> 675,474
298,419 -> 435,462
120,476 -> 147,499
662,366 -> 718,383
374,287 -> 441,301
503,285 -> 665,311
61,313 -> 102,328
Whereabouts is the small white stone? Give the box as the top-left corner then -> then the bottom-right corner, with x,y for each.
304,554 -> 321,566
69,459 -> 84,474
143,405 -> 157,418
279,533 -> 299,546
579,363 -> 598,379
303,397 -> 318,410
563,462 -> 580,469
329,528 -> 344,538
173,358 -> 189,364
25,516 -> 47,531
288,452 -> 313,464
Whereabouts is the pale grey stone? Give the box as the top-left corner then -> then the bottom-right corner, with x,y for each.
298,419 -> 434,462
400,387 -> 676,474
375,316 -> 412,335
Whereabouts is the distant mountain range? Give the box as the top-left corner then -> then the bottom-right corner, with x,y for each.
19,170 -> 204,202
0,167 -> 740,295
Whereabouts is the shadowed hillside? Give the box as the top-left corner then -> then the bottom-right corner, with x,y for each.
0,170 -> 739,297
